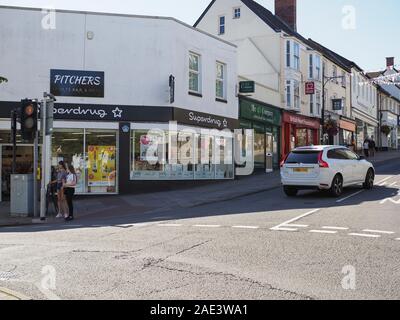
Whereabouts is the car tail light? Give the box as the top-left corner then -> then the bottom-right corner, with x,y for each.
318,151 -> 329,168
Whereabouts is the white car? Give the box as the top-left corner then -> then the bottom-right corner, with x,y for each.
280,146 -> 375,197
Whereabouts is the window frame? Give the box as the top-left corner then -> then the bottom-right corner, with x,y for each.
293,42 -> 300,71
294,80 -> 300,110
216,61 -> 227,100
286,40 -> 291,68
189,52 -> 202,94
309,54 -> 314,79
286,80 -> 292,108
218,15 -> 225,35
233,7 -> 241,19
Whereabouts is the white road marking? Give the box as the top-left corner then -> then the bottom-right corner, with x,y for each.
272,227 -> 298,232
396,238 -> 400,241
377,176 -> 393,185
232,226 -> 260,229
309,230 -> 338,234
336,190 -> 364,203
193,225 -> 221,228
349,233 -> 381,238
270,209 -> 320,231
158,224 -> 183,227
389,182 -> 398,187
287,224 -> 309,228
362,229 -> 395,235
322,226 -> 349,230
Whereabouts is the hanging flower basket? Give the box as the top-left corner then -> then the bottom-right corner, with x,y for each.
324,119 -> 339,136
381,125 -> 391,135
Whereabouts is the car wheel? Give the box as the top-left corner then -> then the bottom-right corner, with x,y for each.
283,186 -> 298,197
330,175 -> 343,197
363,169 -> 374,190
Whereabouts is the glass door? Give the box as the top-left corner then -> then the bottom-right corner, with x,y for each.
265,133 -> 273,173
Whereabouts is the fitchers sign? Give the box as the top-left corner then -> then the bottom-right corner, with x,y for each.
50,69 -> 105,98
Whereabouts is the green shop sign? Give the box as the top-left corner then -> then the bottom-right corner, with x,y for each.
240,99 -> 281,125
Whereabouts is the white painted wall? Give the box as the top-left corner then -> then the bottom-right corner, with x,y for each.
351,69 -> 378,124
0,6 -> 238,119
195,0 -> 281,108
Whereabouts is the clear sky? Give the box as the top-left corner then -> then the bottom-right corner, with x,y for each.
0,0 -> 398,72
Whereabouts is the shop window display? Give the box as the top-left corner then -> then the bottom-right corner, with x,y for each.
131,129 -> 234,180
52,129 -> 118,194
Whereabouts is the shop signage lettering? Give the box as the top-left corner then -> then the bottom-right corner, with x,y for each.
50,69 -> 105,98
174,108 -> 238,130
54,106 -> 109,118
283,113 -> 320,129
188,112 -> 227,128
240,99 -> 281,125
305,82 -> 315,95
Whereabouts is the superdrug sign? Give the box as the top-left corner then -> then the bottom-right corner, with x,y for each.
50,69 -> 105,98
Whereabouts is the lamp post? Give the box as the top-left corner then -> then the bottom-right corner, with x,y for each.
321,74 -> 345,144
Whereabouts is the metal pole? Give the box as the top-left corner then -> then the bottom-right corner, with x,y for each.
33,130 -> 39,218
11,110 -> 17,174
321,76 -> 326,144
40,99 -> 47,220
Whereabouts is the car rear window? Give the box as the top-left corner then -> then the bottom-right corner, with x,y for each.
285,151 -> 320,164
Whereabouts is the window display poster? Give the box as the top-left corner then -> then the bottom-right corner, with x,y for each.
87,146 -> 116,187
139,135 -> 161,162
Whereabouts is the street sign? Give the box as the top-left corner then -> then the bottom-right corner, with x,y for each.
239,81 -> 255,93
332,99 -> 343,111
305,82 -> 315,95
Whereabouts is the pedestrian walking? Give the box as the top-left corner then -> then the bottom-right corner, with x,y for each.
64,164 -> 77,222
363,139 -> 370,158
369,136 -> 376,157
56,161 -> 68,218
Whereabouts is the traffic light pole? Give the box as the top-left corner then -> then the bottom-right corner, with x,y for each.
40,98 -> 47,220
33,129 -> 39,218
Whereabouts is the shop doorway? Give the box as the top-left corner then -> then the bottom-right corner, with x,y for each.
265,133 -> 274,173
1,145 -> 34,201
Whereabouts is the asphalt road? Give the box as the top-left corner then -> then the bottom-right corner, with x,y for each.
0,160 -> 399,300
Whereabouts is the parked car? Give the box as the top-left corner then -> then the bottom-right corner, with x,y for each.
280,146 -> 375,197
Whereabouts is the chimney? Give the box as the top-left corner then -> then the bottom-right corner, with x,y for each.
275,0 -> 297,32
386,57 -> 394,69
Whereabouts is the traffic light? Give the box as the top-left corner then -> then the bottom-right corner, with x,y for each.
20,99 -> 38,141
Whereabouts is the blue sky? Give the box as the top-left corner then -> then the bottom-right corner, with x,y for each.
0,0 -> 398,71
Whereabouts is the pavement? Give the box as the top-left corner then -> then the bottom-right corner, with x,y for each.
0,156 -> 399,299
0,150 -> 399,228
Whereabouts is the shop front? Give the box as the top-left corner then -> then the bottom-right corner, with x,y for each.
282,112 -> 320,157
338,117 -> 357,150
353,109 -> 379,152
0,101 -> 239,196
380,111 -> 399,150
239,97 -> 281,171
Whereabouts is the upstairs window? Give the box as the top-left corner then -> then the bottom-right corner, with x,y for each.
286,80 -> 292,107
293,42 -> 300,70
216,62 -> 226,100
286,41 -> 291,68
189,52 -> 201,94
294,80 -> 300,110
333,65 -> 338,83
316,90 -> 321,115
219,16 -> 225,35
341,70 -> 346,87
309,54 -> 314,79
233,7 -> 241,19
315,56 -> 321,80
310,94 -> 314,114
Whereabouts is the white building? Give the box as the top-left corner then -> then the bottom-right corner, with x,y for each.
351,66 -> 379,151
0,6 -> 238,197
367,58 -> 400,150
195,0 -> 323,167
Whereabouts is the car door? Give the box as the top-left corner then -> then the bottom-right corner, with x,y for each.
335,148 -> 357,185
344,149 -> 366,183
340,149 -> 362,184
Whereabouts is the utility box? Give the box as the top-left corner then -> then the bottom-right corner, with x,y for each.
10,174 -> 34,217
